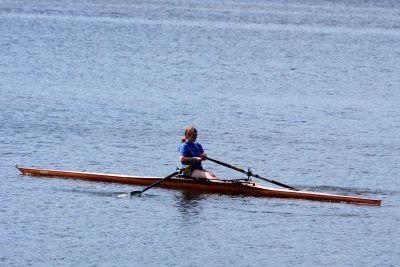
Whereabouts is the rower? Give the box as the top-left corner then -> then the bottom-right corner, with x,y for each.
178,127 -> 220,180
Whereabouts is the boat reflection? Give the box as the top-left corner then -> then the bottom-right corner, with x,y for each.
174,191 -> 208,218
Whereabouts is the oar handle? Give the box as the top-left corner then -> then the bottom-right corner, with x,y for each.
207,157 -> 297,190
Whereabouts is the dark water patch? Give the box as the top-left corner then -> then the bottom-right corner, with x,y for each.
304,185 -> 396,197
57,188 -> 127,197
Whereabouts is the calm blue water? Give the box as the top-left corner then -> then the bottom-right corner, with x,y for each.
1,0 -> 400,266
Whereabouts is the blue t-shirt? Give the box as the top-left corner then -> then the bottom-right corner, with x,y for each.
178,141 -> 204,170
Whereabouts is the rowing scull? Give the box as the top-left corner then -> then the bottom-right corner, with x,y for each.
16,166 -> 381,206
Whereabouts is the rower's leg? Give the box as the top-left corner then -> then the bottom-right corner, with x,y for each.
191,169 -> 220,180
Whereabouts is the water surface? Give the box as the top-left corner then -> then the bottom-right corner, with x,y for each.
1,0 -> 399,266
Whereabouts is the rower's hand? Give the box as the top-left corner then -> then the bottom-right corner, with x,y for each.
200,153 -> 207,160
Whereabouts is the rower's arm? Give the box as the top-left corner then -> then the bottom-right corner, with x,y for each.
179,155 -> 202,164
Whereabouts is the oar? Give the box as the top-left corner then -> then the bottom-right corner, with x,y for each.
130,160 -> 200,196
207,157 -> 297,190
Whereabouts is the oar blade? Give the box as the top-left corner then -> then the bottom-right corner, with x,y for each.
130,190 -> 144,197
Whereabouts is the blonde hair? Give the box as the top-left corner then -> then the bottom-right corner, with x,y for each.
180,127 -> 197,143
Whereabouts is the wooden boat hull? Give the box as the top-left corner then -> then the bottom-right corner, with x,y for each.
16,166 -> 381,206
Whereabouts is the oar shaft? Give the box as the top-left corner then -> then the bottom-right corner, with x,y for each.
138,172 -> 178,194
207,157 -> 297,190
207,157 -> 247,174
130,159 -> 200,195
252,174 -> 297,190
